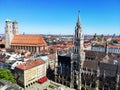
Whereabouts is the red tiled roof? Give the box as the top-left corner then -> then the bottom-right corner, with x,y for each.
108,45 -> 120,48
40,49 -> 48,53
11,35 -> 47,46
48,43 -> 73,52
16,59 -> 45,70
113,37 -> 120,41
0,41 -> 5,45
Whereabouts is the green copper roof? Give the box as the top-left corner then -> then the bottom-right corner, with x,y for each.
13,20 -> 18,24
5,19 -> 11,23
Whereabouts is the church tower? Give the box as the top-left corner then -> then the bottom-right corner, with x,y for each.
70,11 -> 85,90
5,19 -> 13,48
12,20 -> 18,35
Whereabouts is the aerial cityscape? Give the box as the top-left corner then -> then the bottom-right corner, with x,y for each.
0,0 -> 120,90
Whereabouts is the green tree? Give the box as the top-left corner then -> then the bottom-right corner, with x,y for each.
0,68 -> 15,83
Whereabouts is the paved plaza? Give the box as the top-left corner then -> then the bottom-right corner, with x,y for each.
24,80 -> 75,90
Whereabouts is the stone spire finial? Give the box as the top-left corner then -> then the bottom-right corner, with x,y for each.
77,10 -> 81,27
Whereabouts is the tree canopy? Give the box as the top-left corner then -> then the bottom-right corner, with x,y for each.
0,68 -> 15,83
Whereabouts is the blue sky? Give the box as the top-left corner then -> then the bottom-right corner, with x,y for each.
0,0 -> 120,35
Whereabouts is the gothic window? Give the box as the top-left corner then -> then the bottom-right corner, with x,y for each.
74,48 -> 76,53
76,31 -> 78,38
85,57 -> 87,60
83,68 -> 86,71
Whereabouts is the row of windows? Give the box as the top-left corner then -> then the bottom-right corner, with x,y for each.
92,47 -> 120,53
11,46 -> 47,52
85,57 -> 95,60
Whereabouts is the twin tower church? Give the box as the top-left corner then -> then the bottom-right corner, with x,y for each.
5,19 -> 48,53
5,19 -> 18,48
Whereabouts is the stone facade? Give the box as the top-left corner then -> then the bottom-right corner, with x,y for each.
12,21 -> 18,35
15,59 -> 46,87
5,19 -> 14,48
54,12 -> 120,90
70,12 -> 85,90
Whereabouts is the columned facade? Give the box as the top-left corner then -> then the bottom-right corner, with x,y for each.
11,45 -> 47,53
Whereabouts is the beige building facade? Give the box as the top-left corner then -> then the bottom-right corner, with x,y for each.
15,59 -> 46,87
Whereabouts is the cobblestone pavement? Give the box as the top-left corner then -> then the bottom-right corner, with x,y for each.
24,80 -> 75,90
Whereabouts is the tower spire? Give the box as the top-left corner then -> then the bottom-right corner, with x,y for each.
77,10 -> 81,27
70,11 -> 85,90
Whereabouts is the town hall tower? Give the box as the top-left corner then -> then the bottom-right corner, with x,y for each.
70,11 -> 85,90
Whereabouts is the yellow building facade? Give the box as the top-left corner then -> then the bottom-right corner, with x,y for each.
15,59 -> 46,87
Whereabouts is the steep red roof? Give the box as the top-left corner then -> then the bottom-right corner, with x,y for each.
0,41 -> 5,45
16,59 -> 45,70
113,37 -> 120,41
11,35 -> 47,46
108,44 -> 120,48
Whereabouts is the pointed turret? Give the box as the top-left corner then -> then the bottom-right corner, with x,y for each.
77,11 -> 81,27
75,11 -> 84,51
